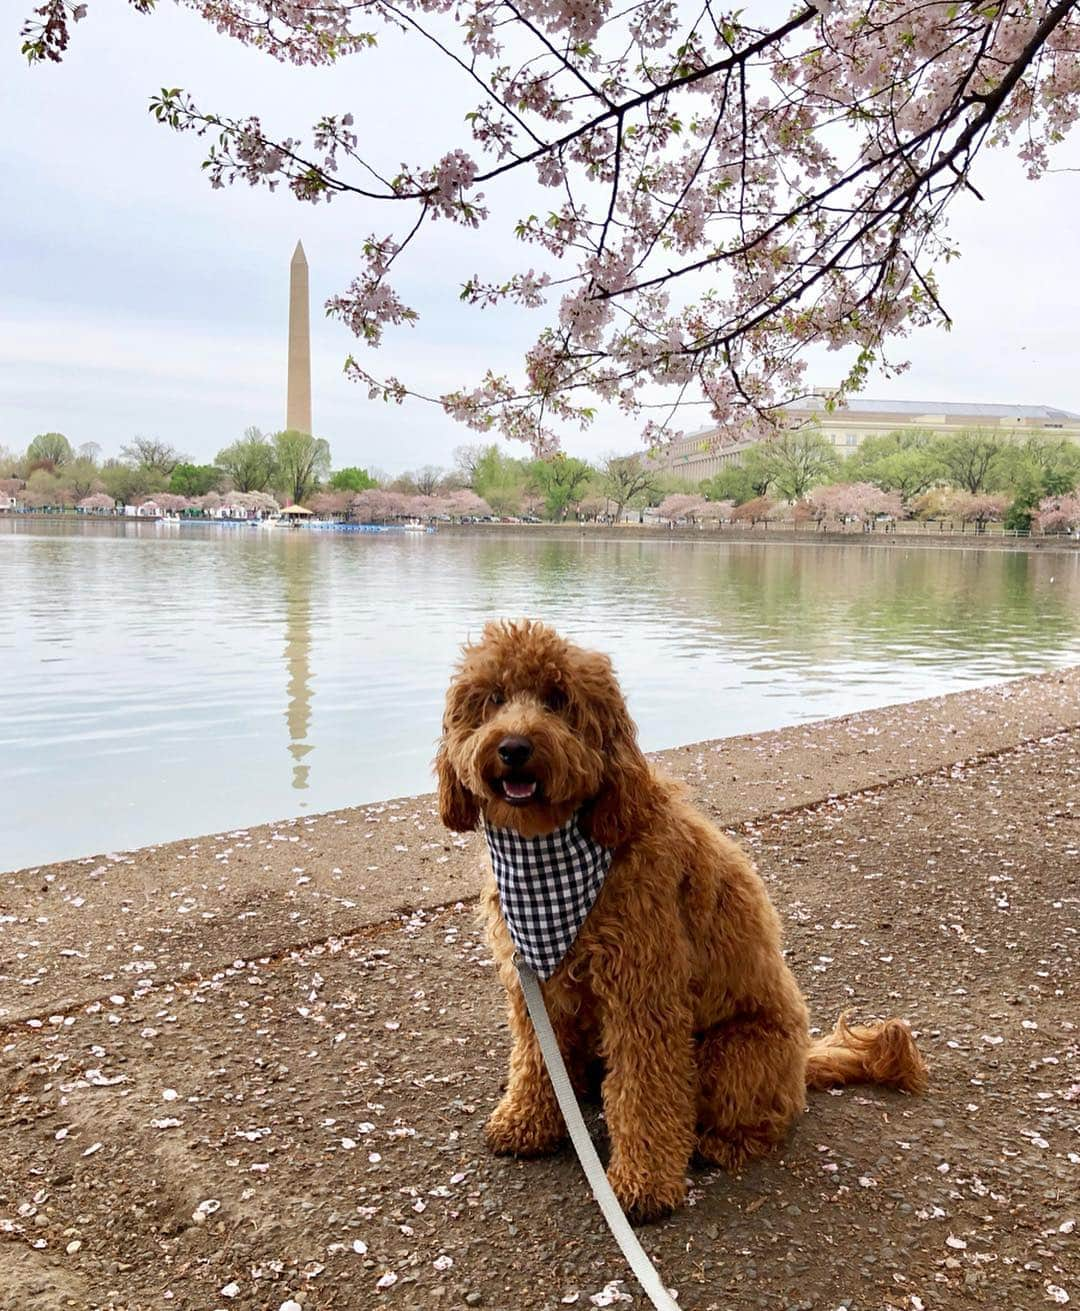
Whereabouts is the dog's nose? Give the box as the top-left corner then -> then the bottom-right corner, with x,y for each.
497,736 -> 533,768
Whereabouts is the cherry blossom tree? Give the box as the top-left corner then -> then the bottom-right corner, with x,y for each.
350,488 -> 411,522
309,490 -> 352,516
731,495 -> 777,525
807,482 -> 853,525
152,492 -> 193,514
212,490 -> 280,516
240,490 -> 281,515
349,489 -> 381,523
25,0 -> 1080,451
1035,493 -> 1080,534
778,497 -> 818,525
699,498 -> 735,524
868,487 -> 904,521
445,488 -> 493,519
942,489 -> 1009,531
808,480 -> 904,526
658,493 -> 708,525
77,492 -> 116,512
401,493 -> 436,519
381,490 -> 412,520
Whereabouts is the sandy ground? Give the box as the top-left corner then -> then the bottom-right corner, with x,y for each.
1,669 -> 1078,1311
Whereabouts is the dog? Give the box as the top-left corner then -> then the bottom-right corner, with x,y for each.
436,619 -> 927,1222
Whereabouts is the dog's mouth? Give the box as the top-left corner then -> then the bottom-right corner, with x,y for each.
492,773 -> 542,807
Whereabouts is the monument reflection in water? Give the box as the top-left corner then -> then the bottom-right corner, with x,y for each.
281,535 -> 314,793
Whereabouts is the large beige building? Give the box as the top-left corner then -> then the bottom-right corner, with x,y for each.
647,392 -> 1080,483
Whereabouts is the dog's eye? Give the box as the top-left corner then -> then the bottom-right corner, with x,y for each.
543,688 -> 567,712
488,690 -> 506,708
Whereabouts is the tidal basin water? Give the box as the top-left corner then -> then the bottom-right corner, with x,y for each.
3,519 -> 1079,870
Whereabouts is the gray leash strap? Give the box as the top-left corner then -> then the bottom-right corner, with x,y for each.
516,962 -> 682,1311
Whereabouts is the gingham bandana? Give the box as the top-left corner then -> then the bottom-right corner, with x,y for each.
484,811 -> 614,980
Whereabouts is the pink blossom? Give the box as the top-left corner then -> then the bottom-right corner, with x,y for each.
808,482 -> 906,525
940,491 -> 1009,526
444,489 -> 492,518
731,496 -> 778,524
309,491 -> 351,516
152,493 -> 193,514
1035,493 -> 1080,534
657,493 -> 708,524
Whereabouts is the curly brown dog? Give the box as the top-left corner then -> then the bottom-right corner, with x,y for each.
436,619 -> 927,1222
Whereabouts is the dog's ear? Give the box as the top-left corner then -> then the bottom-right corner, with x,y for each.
578,655 -> 654,849
587,725 -> 654,849
435,658 -> 481,833
435,741 -> 479,832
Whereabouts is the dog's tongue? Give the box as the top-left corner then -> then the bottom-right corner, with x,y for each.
503,779 -> 537,800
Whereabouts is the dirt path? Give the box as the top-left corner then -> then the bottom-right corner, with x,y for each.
1,674 -> 1078,1311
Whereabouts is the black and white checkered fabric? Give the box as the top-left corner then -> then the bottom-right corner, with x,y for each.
484,812 -> 614,980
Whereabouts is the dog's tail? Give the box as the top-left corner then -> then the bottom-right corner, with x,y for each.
805,1012 -> 928,1094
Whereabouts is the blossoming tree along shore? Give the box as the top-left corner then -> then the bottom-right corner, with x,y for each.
24,0 -> 1079,451
1036,493 -> 1080,534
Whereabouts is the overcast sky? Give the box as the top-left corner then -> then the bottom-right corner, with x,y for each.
3,3 -> 1078,474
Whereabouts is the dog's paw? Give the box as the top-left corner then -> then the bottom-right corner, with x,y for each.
695,1127 -> 776,1172
485,1099 -> 564,1158
606,1161 -> 686,1224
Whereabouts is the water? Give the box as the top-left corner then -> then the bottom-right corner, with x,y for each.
2,519 -> 1078,870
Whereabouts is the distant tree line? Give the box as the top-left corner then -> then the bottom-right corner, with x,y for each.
0,428 -> 334,510
3,425 -> 1079,533
0,429 -> 671,524
691,428 -> 1080,534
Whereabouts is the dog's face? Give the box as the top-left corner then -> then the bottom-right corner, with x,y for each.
435,620 -> 652,845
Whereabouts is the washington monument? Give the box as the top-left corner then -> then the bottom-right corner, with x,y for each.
286,240 -> 312,434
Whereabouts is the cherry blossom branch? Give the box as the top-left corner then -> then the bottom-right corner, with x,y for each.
25,0 -> 1080,450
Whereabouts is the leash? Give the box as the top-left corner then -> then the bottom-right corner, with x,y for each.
516,962 -> 682,1311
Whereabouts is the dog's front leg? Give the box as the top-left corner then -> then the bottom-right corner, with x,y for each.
485,980 -> 569,1158
594,949 -> 696,1222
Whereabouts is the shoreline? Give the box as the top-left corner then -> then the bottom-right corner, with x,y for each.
4,664 -> 1079,1022
444,521 -> 1080,553
5,513 -> 1079,553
